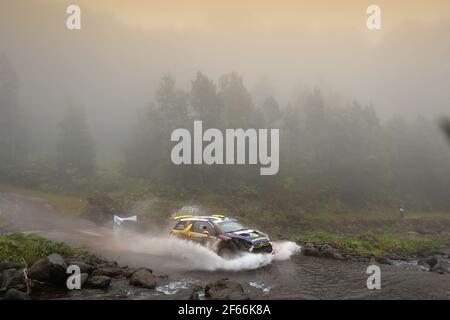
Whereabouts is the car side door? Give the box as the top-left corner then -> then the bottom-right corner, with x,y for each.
189,221 -> 216,243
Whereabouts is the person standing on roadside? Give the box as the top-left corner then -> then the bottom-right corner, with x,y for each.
400,207 -> 406,219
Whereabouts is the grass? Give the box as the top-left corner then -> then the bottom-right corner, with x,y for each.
300,210 -> 450,224
293,209 -> 450,236
0,184 -> 86,216
0,233 -> 93,267
296,231 -> 443,257
405,211 -> 450,219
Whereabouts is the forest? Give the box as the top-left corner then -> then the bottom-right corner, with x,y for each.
1,52 -> 450,217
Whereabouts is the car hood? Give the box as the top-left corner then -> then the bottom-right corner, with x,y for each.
224,229 -> 270,243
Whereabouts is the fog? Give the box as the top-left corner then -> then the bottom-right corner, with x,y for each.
1,0 -> 449,154
1,1 -> 450,214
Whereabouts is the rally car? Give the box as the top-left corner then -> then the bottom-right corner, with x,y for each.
170,214 -> 274,257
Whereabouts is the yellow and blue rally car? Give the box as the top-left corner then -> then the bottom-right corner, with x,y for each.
170,214 -> 274,257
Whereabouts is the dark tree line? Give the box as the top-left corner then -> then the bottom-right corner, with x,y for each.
0,54 -> 95,185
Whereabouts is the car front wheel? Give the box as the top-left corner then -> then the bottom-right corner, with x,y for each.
217,241 -> 238,259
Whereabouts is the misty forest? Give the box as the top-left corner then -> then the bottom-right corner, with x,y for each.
1,51 -> 450,229
3,0 -> 450,303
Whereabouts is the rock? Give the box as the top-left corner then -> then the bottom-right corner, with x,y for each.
28,254 -> 68,285
92,266 -> 123,278
302,245 -> 346,260
420,255 -> 438,268
375,257 -> 394,265
302,247 -> 320,257
189,284 -> 203,300
0,262 -> 22,272
65,259 -> 95,274
96,261 -> 119,268
358,256 -> 372,263
318,245 -> 346,260
0,269 -> 25,292
417,248 -> 444,258
47,254 -> 67,283
431,260 -> 450,274
205,278 -> 250,300
86,276 -> 111,289
2,288 -> 31,300
27,258 -> 52,283
80,273 -> 89,288
129,269 -> 156,289
189,291 -> 200,300
122,267 -> 137,278
388,254 -> 402,261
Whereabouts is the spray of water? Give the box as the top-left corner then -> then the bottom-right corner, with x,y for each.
112,229 -> 300,272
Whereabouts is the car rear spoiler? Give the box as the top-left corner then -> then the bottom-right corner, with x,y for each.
171,214 -> 227,220
172,215 -> 193,220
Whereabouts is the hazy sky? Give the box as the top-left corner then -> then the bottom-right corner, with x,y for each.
82,0 -> 450,30
1,0 -> 449,154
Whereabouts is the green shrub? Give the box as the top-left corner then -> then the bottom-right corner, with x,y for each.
0,233 -> 91,267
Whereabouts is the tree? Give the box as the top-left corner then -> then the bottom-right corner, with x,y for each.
157,74 -> 189,133
190,72 -> 221,128
261,96 -> 282,127
218,72 -> 255,128
57,102 -> 95,176
123,102 -> 165,179
386,116 -> 450,209
441,118 -> 450,142
0,53 -> 28,168
124,74 -> 191,180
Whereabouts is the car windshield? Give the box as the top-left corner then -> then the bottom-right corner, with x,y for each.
217,220 -> 247,233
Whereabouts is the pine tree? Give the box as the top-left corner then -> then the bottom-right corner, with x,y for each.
441,118 -> 450,142
190,72 -> 221,128
0,53 -> 28,168
57,102 -> 95,176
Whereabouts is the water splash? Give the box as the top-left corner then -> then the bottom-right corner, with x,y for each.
112,229 -> 300,272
